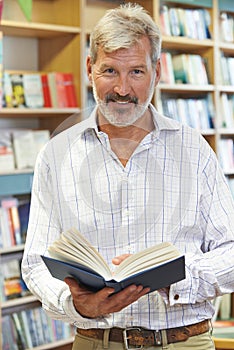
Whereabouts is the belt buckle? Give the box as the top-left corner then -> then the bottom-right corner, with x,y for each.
154,330 -> 162,345
123,327 -> 143,349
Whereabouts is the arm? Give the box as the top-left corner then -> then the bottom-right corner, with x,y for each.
21,150 -> 81,324
160,146 -> 234,306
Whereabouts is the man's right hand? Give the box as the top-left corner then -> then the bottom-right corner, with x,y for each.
64,277 -> 150,318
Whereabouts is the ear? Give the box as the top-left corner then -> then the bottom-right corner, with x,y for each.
154,58 -> 161,86
86,55 -> 93,85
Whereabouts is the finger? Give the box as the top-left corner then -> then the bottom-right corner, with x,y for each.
64,277 -> 85,290
105,285 -> 150,312
65,277 -> 115,298
112,253 -> 131,265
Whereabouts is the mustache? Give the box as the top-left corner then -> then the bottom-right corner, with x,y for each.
105,93 -> 138,104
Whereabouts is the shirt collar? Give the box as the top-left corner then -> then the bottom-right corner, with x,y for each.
82,104 -> 180,136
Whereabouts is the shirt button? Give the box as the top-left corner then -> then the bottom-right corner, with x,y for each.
174,294 -> 180,300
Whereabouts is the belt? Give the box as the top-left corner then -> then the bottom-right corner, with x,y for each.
77,319 -> 210,348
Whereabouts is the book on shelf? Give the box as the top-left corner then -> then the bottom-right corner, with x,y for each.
220,93 -> 234,128
2,307 -> 75,349
227,177 -> 234,198
160,52 -> 175,84
218,139 -> 234,171
2,315 -> 19,350
172,54 -> 189,84
41,73 -> 52,107
63,72 -> 78,107
23,73 -> 44,108
0,196 -> 30,249
162,6 -> 211,39
159,5 -> 171,36
220,56 -> 234,86
33,129 -> 50,154
0,128 -> 50,172
193,9 -> 211,40
11,312 -> 29,349
42,228 -> 185,293
0,31 -> 2,109
12,129 -> 38,169
18,199 -> 30,244
220,12 -> 234,43
1,259 -> 23,301
161,95 -> 214,131
172,54 -> 209,85
12,128 -> 50,170
2,70 -> 78,109
2,71 -> 14,108
220,55 -> 230,86
212,319 -> 234,339
0,129 -> 15,172
10,73 -> 26,108
48,71 -> 78,108
168,7 -> 181,36
1,197 -> 21,246
227,58 -> 234,86
219,294 -> 232,320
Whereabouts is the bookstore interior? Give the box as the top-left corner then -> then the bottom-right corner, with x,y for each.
0,0 -> 234,349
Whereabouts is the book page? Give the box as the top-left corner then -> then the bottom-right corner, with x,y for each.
114,242 -> 180,281
48,228 -> 112,279
47,228 -> 182,283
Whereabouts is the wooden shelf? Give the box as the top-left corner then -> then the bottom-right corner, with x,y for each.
0,170 -> 33,195
218,128 -> 234,135
162,36 -> 214,51
2,295 -> 41,317
2,295 -> 38,310
1,19 -> 81,38
219,42 -> 234,54
217,86 -> 234,93
224,169 -> 234,176
0,107 -> 81,117
201,129 -> 216,136
159,83 -> 215,93
213,337 -> 234,350
0,244 -> 25,255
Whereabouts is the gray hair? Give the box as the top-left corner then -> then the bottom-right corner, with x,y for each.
89,2 -> 161,66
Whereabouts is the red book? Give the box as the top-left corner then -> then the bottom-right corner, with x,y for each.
63,73 -> 78,107
55,72 -> 68,108
47,72 -> 78,108
41,73 -> 52,107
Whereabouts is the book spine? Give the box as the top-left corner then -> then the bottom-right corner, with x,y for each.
41,73 -> 52,107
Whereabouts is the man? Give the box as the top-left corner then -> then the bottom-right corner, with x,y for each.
22,3 -> 234,349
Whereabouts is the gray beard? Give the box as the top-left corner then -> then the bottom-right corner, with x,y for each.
92,75 -> 156,127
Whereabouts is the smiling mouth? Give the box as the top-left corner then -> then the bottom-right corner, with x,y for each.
113,100 -> 131,104
105,93 -> 138,104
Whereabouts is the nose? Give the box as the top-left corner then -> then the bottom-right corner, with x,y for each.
113,74 -> 131,96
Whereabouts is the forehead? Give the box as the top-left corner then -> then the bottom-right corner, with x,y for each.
95,36 -> 152,67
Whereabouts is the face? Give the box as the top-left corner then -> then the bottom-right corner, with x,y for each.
87,36 -> 160,127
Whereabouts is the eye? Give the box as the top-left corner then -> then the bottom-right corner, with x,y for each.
103,68 -> 116,75
132,69 -> 144,76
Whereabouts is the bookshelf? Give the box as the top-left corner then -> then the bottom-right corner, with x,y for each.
0,1 -> 79,349
1,0 -> 234,349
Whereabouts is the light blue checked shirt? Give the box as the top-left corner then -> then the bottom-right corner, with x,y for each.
22,104 -> 234,330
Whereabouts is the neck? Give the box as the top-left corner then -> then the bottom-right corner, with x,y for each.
98,108 -> 154,141
97,108 -> 155,166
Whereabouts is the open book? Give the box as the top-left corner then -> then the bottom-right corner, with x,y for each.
42,228 -> 185,293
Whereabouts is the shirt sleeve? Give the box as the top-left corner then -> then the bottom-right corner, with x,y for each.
21,148 -> 94,325
160,145 -> 234,306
